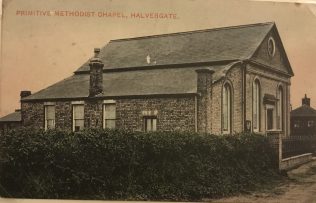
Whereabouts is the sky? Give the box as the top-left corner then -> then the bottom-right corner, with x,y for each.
1,0 -> 316,117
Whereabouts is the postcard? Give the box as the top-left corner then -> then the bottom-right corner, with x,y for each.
1,0 -> 316,202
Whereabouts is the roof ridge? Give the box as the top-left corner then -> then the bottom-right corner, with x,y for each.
247,23 -> 275,59
110,22 -> 275,42
291,105 -> 316,112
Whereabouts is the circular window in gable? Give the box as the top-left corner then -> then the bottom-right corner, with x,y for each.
268,37 -> 276,57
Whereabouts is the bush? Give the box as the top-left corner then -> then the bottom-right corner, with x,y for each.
0,127 -> 279,200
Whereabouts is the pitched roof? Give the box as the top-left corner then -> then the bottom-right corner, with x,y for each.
22,63 -> 235,101
0,111 -> 21,122
22,22 -> 281,101
75,22 -> 274,72
291,105 -> 316,117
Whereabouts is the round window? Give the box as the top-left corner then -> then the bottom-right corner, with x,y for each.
268,37 -> 276,57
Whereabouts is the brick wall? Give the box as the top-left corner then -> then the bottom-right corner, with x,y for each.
226,65 -> 243,133
116,97 -> 196,132
55,101 -> 73,130
21,102 -> 44,128
249,27 -> 292,136
21,96 -> 196,132
20,63 -> 291,135
84,100 -> 103,129
210,80 -> 221,134
196,69 -> 213,133
245,64 -> 291,135
210,65 -> 243,134
209,62 -> 291,136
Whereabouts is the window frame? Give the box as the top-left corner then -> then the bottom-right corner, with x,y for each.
144,116 -> 157,132
44,103 -> 56,130
72,102 -> 85,132
222,82 -> 232,134
308,120 -> 314,128
294,121 -> 300,128
266,108 -> 274,131
252,79 -> 261,132
103,100 -> 116,129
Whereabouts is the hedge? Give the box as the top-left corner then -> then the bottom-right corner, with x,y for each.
0,127 -> 280,200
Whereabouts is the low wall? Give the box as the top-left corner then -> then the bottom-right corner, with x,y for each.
280,153 -> 313,171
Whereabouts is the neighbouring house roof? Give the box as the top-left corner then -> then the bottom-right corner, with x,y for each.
22,63 -> 235,101
291,105 -> 316,117
0,111 -> 21,122
75,22 -> 275,72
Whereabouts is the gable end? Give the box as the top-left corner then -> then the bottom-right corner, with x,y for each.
250,24 -> 294,77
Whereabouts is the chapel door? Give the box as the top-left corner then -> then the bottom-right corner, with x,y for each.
267,109 -> 273,130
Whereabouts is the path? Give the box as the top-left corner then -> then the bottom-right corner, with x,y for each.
212,159 -> 316,203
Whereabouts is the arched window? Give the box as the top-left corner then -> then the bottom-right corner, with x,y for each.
222,83 -> 232,133
253,80 -> 260,132
277,86 -> 284,130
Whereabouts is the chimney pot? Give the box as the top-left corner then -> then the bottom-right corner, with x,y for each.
94,48 -> 100,57
20,90 -> 31,98
302,94 -> 311,106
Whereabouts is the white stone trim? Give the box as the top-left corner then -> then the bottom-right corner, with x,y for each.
246,65 -> 291,84
44,102 -> 55,106
142,110 -> 158,116
268,37 -> 276,57
103,99 -> 116,104
71,101 -> 84,105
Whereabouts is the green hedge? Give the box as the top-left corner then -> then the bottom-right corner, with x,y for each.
0,128 -> 279,200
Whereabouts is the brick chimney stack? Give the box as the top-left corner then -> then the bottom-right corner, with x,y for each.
20,90 -> 31,99
195,69 -> 215,94
302,94 -> 310,106
89,48 -> 104,97
195,69 -> 215,133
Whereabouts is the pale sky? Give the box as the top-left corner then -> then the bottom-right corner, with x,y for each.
1,0 -> 316,117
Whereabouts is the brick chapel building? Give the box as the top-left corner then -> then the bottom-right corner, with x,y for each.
18,22 -> 294,135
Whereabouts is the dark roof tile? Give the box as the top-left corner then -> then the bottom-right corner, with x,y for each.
0,111 -> 21,122
291,105 -> 316,117
75,22 -> 274,72
22,22 -> 275,101
22,63 -> 235,101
